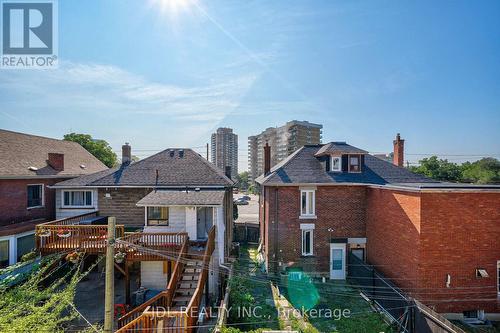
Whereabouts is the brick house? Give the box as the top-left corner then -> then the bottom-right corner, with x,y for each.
50,144 -> 234,294
0,129 -> 107,268
256,135 -> 500,318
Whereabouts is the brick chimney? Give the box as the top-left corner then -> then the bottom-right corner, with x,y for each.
225,166 -> 232,180
264,142 -> 271,175
393,133 -> 404,167
48,153 -> 64,171
122,143 -> 131,164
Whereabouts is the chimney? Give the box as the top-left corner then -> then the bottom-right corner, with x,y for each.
122,143 -> 131,164
48,153 -> 64,171
264,142 -> 271,175
393,133 -> 405,167
225,166 -> 232,180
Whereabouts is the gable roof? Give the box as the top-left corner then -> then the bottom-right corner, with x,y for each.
0,129 -> 107,178
255,144 -> 437,186
55,148 -> 233,187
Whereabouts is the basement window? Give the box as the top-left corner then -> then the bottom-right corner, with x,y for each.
147,207 -> 169,226
476,268 -> 489,278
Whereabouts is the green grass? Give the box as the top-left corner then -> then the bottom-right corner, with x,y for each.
284,278 -> 393,333
226,245 -> 280,331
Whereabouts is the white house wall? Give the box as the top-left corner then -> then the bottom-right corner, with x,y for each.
140,261 -> 168,290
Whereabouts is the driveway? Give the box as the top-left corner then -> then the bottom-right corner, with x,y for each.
234,194 -> 259,225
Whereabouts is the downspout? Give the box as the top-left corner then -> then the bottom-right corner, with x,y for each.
274,187 -> 279,275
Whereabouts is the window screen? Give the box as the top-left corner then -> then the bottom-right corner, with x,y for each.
27,185 -> 43,208
17,234 -> 35,261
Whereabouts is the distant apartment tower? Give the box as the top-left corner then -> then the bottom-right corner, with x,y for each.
211,127 -> 238,179
248,120 -> 322,180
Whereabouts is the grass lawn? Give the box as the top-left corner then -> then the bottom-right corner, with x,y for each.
284,277 -> 394,333
226,245 -> 280,332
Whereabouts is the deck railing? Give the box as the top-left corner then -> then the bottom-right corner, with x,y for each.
117,236 -> 189,329
116,227 -> 216,333
118,233 -> 188,261
36,212 -> 124,254
185,226 -> 216,332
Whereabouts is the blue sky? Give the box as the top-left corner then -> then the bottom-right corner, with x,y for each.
1,0 -> 499,170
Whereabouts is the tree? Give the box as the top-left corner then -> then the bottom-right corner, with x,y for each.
461,158 -> 500,184
63,133 -> 117,168
409,156 -> 462,182
235,171 -> 250,191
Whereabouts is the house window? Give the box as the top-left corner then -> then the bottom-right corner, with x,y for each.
302,229 -> 313,256
17,234 -> 34,262
0,240 -> 9,268
27,184 -> 43,208
300,189 -> 315,217
330,156 -> 341,172
349,155 -> 360,172
63,191 -> 93,207
147,207 -> 169,226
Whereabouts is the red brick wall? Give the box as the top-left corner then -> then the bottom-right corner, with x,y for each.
263,185 -> 367,275
366,188 -> 421,290
419,192 -> 500,313
0,178 -> 65,225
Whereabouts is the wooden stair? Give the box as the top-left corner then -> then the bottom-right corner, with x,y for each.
171,258 -> 204,308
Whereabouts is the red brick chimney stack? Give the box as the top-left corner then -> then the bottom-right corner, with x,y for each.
264,142 -> 271,175
122,143 -> 131,164
393,133 -> 405,167
48,153 -> 64,171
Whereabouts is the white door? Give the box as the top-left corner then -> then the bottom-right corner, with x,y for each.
330,243 -> 346,279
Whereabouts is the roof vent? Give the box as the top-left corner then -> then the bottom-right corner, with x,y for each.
195,187 -> 200,192
28,166 -> 38,171
178,149 -> 184,158
169,149 -> 175,157
80,164 -> 86,169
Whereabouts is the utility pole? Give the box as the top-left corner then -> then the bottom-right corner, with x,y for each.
206,143 -> 209,161
104,217 -> 116,333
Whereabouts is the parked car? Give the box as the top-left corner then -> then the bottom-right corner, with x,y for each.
240,195 -> 251,201
234,198 -> 249,205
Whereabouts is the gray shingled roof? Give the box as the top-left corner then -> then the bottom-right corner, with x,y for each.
0,129 -> 107,178
256,144 -> 438,186
54,148 -> 233,187
136,190 -> 225,206
315,142 -> 368,156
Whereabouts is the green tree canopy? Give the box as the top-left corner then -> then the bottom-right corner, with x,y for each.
461,158 -> 500,184
409,156 -> 500,184
63,133 -> 117,168
235,171 -> 250,191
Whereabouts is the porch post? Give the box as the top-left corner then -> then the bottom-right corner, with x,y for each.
125,261 -> 130,305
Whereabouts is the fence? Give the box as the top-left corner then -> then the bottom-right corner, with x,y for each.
347,253 -> 466,333
233,223 -> 259,243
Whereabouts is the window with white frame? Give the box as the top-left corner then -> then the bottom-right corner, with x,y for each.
0,240 -> 9,268
330,156 -> 341,172
300,189 -> 315,217
301,228 -> 313,256
27,184 -> 43,208
63,190 -> 93,207
147,207 -> 169,226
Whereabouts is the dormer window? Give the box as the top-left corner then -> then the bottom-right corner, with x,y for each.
349,155 -> 361,172
330,156 -> 341,172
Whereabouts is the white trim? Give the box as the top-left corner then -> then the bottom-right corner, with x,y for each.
301,228 -> 313,256
300,189 -> 316,217
300,223 -> 315,230
330,156 -> 342,172
0,230 -> 35,267
497,260 -> 500,296
61,190 -> 94,208
26,183 -> 44,209
348,237 -> 366,244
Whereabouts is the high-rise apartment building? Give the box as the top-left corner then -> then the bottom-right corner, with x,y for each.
248,120 -> 322,180
211,127 -> 238,179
